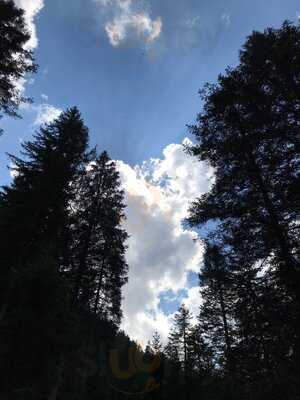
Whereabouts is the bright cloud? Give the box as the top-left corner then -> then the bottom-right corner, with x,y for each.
95,0 -> 162,47
117,139 -> 214,345
12,1 -> 44,97
14,0 -> 44,50
34,103 -> 62,126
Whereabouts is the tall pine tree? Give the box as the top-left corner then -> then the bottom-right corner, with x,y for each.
0,107 -> 89,398
0,0 -> 37,134
188,22 -> 300,302
166,304 -> 194,399
69,151 -> 128,326
198,244 -> 235,375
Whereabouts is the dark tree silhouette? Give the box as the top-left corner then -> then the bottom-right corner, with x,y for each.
166,305 -> 194,399
0,0 -> 37,134
0,108 -> 132,399
0,108 -> 89,397
69,151 -> 128,325
188,21 -> 300,302
186,21 -> 300,400
198,244 -> 235,375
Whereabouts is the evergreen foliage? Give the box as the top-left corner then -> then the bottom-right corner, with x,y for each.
0,0 -> 37,134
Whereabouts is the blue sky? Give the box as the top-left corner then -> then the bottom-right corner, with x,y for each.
1,0 -> 299,343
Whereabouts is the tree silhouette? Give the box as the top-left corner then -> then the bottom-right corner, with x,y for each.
0,108 -> 89,397
69,151 -> 128,325
188,22 -> 300,303
0,0 -> 37,134
187,21 -> 300,400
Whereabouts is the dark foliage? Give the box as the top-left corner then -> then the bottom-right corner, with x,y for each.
0,0 -> 37,135
0,109 -> 129,399
186,21 -> 300,400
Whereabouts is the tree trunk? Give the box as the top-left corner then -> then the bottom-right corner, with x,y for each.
218,285 -> 231,362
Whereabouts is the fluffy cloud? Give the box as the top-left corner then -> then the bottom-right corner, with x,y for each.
95,0 -> 162,47
14,0 -> 44,49
11,1 -> 44,97
34,103 -> 62,125
117,139 -> 214,345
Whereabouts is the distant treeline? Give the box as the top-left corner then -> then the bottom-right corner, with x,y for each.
0,1 -> 299,399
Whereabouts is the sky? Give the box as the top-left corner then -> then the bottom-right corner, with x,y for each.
0,0 -> 299,345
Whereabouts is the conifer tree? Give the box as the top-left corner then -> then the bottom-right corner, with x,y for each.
69,151 -> 128,326
231,261 -> 299,399
187,22 -> 300,398
164,336 -> 181,400
0,0 -> 37,133
187,22 -> 300,302
198,244 -> 235,374
0,107 -> 88,277
148,331 -> 164,399
0,107 -> 89,397
166,304 -> 194,399
188,323 -> 213,377
150,331 -> 163,354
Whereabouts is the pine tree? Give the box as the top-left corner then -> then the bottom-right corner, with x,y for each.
0,107 -> 89,398
150,331 -> 163,354
231,261 -> 299,399
148,331 -> 164,399
69,151 -> 128,326
164,336 -> 181,400
0,0 -> 37,134
166,304 -> 194,399
198,244 -> 235,375
188,323 -> 213,378
0,107 -> 88,283
187,22 -> 300,398
187,22 -> 300,302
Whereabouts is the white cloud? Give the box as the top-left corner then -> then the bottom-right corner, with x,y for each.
34,103 -> 62,126
95,0 -> 162,47
11,1 -> 44,97
20,98 -> 62,126
117,139 -> 214,345
14,0 -> 44,50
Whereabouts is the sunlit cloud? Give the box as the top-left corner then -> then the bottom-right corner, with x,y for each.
14,0 -> 44,50
95,0 -> 162,47
117,139 -> 214,344
33,103 -> 62,126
